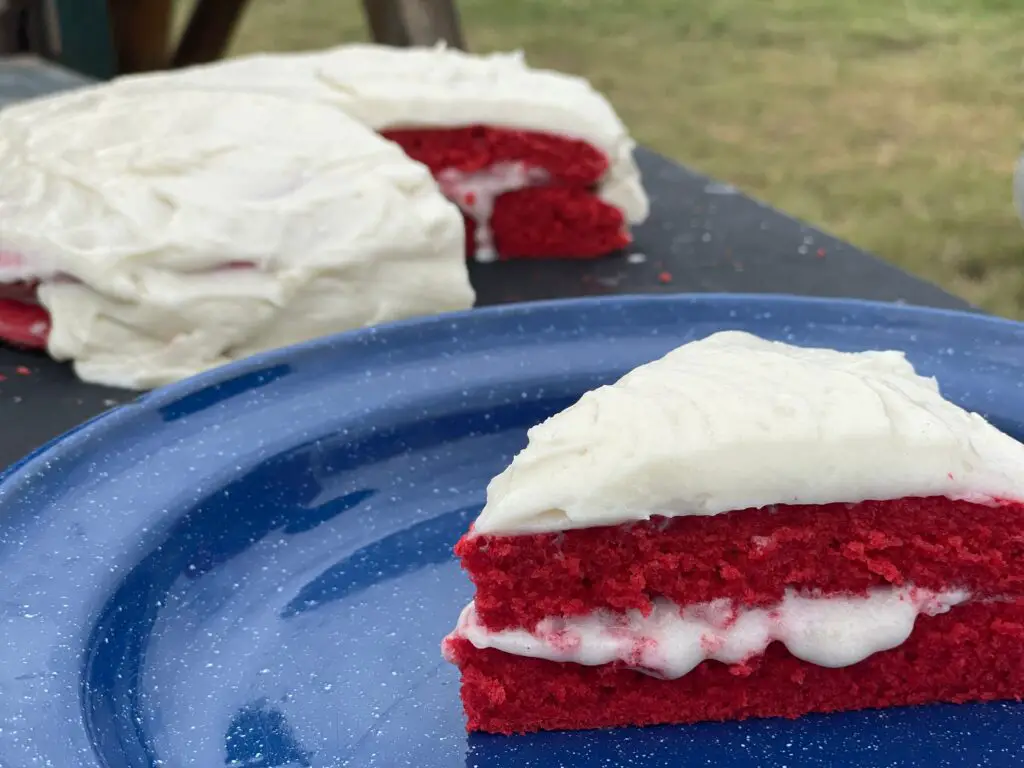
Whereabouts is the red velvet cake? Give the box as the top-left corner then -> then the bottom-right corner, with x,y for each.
0,44 -> 647,382
443,331 -> 1024,734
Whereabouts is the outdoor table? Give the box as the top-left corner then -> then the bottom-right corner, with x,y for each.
0,56 -> 974,470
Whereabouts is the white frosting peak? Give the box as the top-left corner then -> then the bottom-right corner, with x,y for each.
475,331 -> 1024,534
0,83 -> 473,388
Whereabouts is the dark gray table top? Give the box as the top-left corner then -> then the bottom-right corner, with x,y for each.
0,56 -> 973,469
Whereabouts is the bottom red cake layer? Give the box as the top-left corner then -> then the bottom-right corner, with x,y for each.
0,295 -> 49,349
446,599 -> 1024,734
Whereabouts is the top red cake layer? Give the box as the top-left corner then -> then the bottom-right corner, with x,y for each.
381,125 -> 609,187
456,496 -> 1024,632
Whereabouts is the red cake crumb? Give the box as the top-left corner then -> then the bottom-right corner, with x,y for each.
382,125 -> 629,261
457,497 -> 1024,631
447,599 -> 1024,734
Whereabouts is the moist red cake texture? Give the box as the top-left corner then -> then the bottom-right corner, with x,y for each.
457,496 -> 1024,632
447,600 -> 1024,734
381,125 -> 629,260
449,495 -> 1024,733
0,280 -> 49,349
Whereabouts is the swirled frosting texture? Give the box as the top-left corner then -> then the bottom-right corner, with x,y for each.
112,44 -> 649,224
474,331 -> 1024,535
0,84 -> 473,388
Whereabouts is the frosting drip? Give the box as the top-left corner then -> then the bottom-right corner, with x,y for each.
446,587 -> 970,679
437,162 -> 550,262
474,331 -> 1024,534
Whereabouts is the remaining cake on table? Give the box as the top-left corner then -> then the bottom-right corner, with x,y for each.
443,331 -> 1024,734
0,83 -> 472,389
0,43 -> 647,388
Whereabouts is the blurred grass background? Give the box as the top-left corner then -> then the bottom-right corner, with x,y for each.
177,0 -> 1024,317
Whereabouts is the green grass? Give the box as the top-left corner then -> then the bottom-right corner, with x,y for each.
179,0 -> 1024,317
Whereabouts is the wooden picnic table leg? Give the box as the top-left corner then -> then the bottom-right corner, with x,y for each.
171,0 -> 251,69
0,0 -> 60,58
107,0 -> 172,73
362,0 -> 467,50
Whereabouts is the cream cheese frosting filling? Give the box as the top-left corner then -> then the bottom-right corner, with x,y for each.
104,43 -> 649,228
0,83 -> 473,389
437,162 -> 551,263
446,587 -> 970,679
474,331 -> 1024,535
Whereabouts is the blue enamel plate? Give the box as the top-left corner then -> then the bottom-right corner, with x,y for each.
2,295 -> 1024,768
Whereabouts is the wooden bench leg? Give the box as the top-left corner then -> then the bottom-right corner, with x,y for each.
107,0 -> 172,73
0,0 -> 60,58
171,0 -> 251,69
362,0 -> 466,50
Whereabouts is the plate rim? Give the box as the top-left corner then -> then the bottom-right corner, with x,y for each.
1,292 -> 1020,491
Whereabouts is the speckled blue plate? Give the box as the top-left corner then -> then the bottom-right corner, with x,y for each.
2,294 -> 1024,768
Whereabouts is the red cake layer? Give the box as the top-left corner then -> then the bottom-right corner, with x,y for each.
382,125 -> 628,261
458,497 -> 1024,631
480,187 -> 628,260
381,125 -> 608,186
447,599 -> 1024,733
0,294 -> 49,349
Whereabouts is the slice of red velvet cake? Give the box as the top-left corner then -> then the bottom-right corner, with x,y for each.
443,330 -> 1024,734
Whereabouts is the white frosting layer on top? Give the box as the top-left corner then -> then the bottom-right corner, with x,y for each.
475,331 -> 1024,534
447,587 -> 969,678
111,44 -> 649,225
0,84 -> 473,388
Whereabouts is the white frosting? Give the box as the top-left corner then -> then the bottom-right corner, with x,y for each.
0,83 -> 473,389
437,162 -> 550,262
475,331 -> 1024,534
447,587 -> 969,678
108,44 -> 649,226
